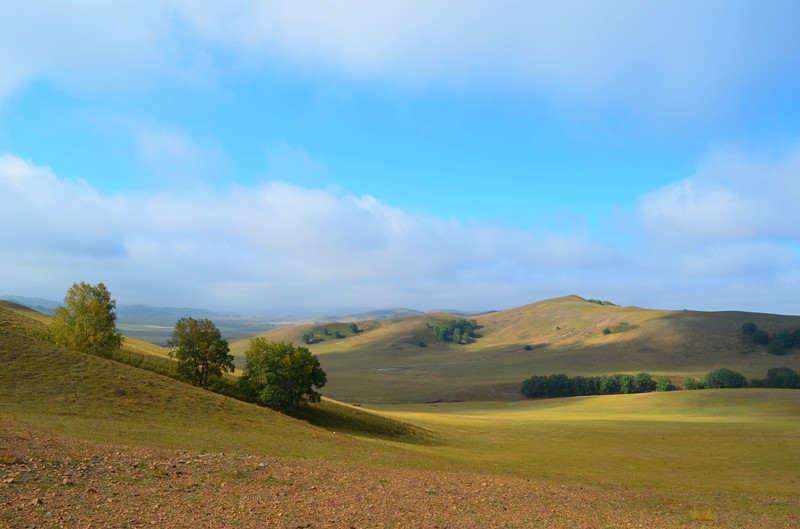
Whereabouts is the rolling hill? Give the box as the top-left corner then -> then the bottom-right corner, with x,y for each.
231,295 -> 800,403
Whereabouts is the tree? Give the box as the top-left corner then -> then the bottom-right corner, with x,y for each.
634,372 -> 656,393
239,339 -> 327,410
656,375 -> 674,392
741,322 -> 757,336
50,281 -> 123,357
301,331 -> 314,344
703,368 -> 746,389
348,323 -> 359,334
764,367 -> 800,389
768,341 -> 786,356
752,329 -> 770,345
167,317 -> 233,388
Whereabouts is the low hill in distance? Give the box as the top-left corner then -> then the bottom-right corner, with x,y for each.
232,295 -> 800,404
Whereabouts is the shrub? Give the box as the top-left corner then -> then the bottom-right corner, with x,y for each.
741,322 -> 757,335
753,329 -> 770,345
703,368 -> 747,389
684,377 -> 704,390
768,341 -> 786,356
656,375 -> 674,392
635,372 -> 656,393
523,345 -> 532,351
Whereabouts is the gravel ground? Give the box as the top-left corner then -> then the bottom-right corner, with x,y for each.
1,419 -> 797,529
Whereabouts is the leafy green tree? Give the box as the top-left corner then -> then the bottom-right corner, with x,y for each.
167,317 -> 233,388
752,329 -> 770,345
301,331 -> 314,344
50,281 -> 123,357
453,328 -> 462,344
599,374 -> 621,394
683,377 -> 704,390
619,374 -> 636,394
635,372 -> 656,393
334,330 -> 344,339
239,339 -> 327,410
656,375 -> 674,392
741,322 -> 757,336
764,367 -> 800,389
348,323 -> 359,334
703,368 -> 746,389
546,373 -> 572,397
521,375 -> 548,398
773,331 -> 794,349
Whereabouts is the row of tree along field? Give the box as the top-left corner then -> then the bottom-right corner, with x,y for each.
742,321 -> 800,355
522,367 -> 800,399
49,282 -> 326,411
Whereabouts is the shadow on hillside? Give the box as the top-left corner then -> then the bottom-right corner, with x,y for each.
286,400 -> 438,446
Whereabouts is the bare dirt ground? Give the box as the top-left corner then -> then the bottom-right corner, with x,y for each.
1,418 -> 797,529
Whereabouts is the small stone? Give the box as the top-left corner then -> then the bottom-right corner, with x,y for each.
3,476 -> 14,484
30,497 -> 43,505
86,487 -> 98,494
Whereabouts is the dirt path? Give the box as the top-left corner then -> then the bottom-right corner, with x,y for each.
1,419 -> 796,528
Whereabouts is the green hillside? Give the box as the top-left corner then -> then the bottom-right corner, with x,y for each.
232,295 -> 800,403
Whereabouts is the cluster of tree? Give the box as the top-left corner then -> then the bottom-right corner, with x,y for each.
521,372 -> 673,399
433,318 -> 479,344
749,367 -> 800,389
302,331 -> 315,344
586,299 -> 617,306
50,282 -> 327,411
684,367 -> 747,389
742,322 -> 800,355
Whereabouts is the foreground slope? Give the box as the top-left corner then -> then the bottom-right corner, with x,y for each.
233,295 -> 800,403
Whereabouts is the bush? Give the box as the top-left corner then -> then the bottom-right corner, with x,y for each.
741,322 -> 757,335
656,375 -> 674,392
751,367 -> 800,389
768,341 -> 786,356
635,372 -> 656,393
752,329 -> 770,345
773,331 -> 794,349
684,377 -> 704,390
703,368 -> 747,389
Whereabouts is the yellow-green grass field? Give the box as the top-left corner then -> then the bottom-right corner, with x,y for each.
368,390 -> 800,496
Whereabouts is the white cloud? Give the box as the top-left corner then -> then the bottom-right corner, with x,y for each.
0,154 -> 608,311
639,144 -> 800,243
2,1 -> 799,120
2,150 -> 799,313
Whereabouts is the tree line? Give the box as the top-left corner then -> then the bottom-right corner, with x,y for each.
523,367 -> 800,398
741,321 -> 800,355
48,282 -> 326,411
521,372 -> 672,398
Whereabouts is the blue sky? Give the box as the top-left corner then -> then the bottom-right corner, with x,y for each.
2,1 -> 800,315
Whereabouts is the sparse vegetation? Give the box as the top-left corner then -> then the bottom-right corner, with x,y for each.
586,298 -> 617,306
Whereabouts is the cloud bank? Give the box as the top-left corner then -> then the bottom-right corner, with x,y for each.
2,1 -> 799,120
2,146 -> 799,314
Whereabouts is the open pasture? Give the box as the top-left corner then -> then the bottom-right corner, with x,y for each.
370,389 -> 800,496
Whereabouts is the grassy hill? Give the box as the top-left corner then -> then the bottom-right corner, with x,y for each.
231,295 -> 800,403
2,297 -> 799,527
